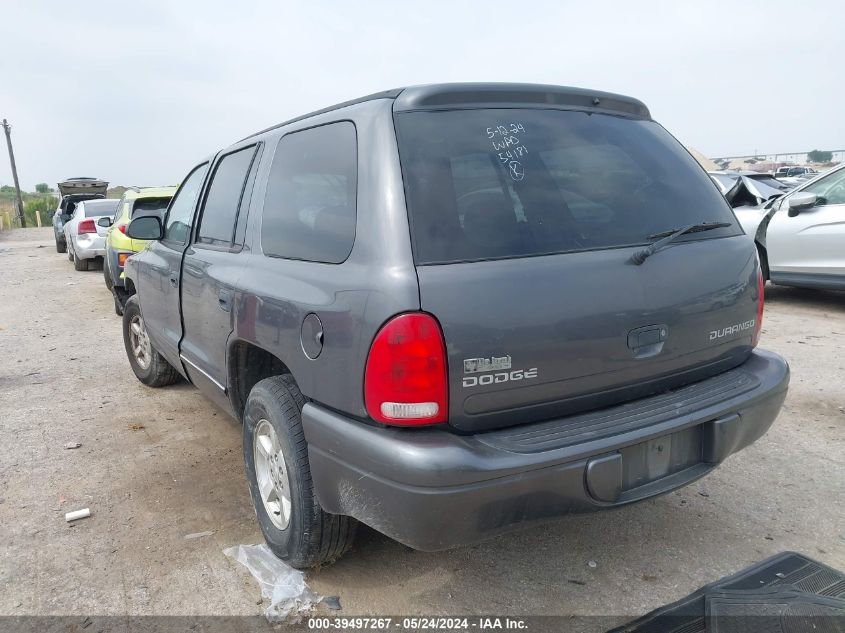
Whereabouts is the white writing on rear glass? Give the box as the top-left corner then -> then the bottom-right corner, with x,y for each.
486,123 -> 527,181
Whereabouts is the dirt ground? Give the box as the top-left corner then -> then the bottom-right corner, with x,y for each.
1,228 -> 843,625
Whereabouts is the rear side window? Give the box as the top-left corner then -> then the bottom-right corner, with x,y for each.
197,146 -> 258,246
131,197 -> 171,219
394,109 -> 739,264
261,122 -> 357,263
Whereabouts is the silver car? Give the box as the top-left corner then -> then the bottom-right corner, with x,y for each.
63,198 -> 120,271
748,163 -> 845,289
51,177 -> 108,253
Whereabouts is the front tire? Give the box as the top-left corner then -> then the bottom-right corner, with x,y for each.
243,375 -> 357,568
122,295 -> 180,387
113,292 -> 124,316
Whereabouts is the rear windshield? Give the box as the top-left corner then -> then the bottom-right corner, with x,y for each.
83,200 -> 119,217
131,197 -> 171,218
394,108 -> 739,264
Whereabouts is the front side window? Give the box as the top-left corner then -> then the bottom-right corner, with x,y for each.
261,122 -> 357,263
197,146 -> 258,246
394,108 -> 740,264
798,168 -> 845,207
164,163 -> 209,243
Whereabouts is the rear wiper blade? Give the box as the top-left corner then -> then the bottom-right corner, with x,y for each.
631,222 -> 732,265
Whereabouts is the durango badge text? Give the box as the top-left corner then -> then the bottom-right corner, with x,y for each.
710,320 -> 756,341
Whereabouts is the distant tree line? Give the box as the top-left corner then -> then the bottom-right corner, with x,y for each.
0,183 -> 57,227
807,150 -> 833,163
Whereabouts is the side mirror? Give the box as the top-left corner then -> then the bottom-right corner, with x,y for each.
787,192 -> 817,217
97,217 -> 113,228
126,215 -> 164,240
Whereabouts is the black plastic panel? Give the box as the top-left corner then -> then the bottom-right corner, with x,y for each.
479,367 -> 759,453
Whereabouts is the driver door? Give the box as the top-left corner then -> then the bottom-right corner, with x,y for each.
136,162 -> 210,369
767,167 -> 845,281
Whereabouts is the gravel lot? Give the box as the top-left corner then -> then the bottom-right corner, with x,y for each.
1,227 -> 843,626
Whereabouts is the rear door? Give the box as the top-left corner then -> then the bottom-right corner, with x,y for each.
394,107 -> 757,432
767,166 -> 845,281
137,163 -> 210,369
179,143 -> 261,409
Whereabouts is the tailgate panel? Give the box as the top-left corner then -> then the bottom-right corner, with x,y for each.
417,236 -> 759,432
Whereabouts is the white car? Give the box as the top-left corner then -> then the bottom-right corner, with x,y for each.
754,163 -> 845,290
63,198 -> 120,271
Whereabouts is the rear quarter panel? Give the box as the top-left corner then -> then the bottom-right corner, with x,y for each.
231,100 -> 420,418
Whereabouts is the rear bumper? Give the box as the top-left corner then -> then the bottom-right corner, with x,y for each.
74,235 -> 106,259
303,349 -> 789,551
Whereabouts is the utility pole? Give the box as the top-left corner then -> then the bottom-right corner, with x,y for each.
2,119 -> 27,228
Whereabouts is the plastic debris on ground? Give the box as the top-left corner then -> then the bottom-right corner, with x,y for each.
65,508 -> 90,522
184,530 -> 214,540
224,544 -> 321,622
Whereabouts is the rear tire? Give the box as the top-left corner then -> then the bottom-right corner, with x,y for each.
56,238 -> 66,253
103,256 -> 114,291
243,375 -> 357,568
122,295 -> 181,387
73,252 -> 88,271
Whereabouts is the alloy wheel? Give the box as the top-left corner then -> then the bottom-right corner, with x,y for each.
253,419 -> 292,530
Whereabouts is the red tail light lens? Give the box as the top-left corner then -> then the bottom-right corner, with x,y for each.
78,219 -> 96,234
365,313 -> 448,426
753,261 -> 765,347
118,224 -> 127,234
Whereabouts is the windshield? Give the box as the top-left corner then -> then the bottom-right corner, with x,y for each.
395,108 -> 740,264
131,197 -> 171,218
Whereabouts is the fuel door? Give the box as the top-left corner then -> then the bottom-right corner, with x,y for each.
301,313 -> 324,360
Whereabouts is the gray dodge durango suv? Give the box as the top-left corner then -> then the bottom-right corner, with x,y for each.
122,83 -> 789,568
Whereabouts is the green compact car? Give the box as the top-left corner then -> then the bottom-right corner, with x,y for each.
103,186 -> 176,315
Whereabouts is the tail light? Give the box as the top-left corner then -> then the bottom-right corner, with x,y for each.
753,260 -> 765,347
118,224 -> 127,234
117,252 -> 131,267
364,313 -> 448,426
78,219 -> 96,234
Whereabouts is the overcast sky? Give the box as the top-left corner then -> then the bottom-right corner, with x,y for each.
2,0 -> 842,190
